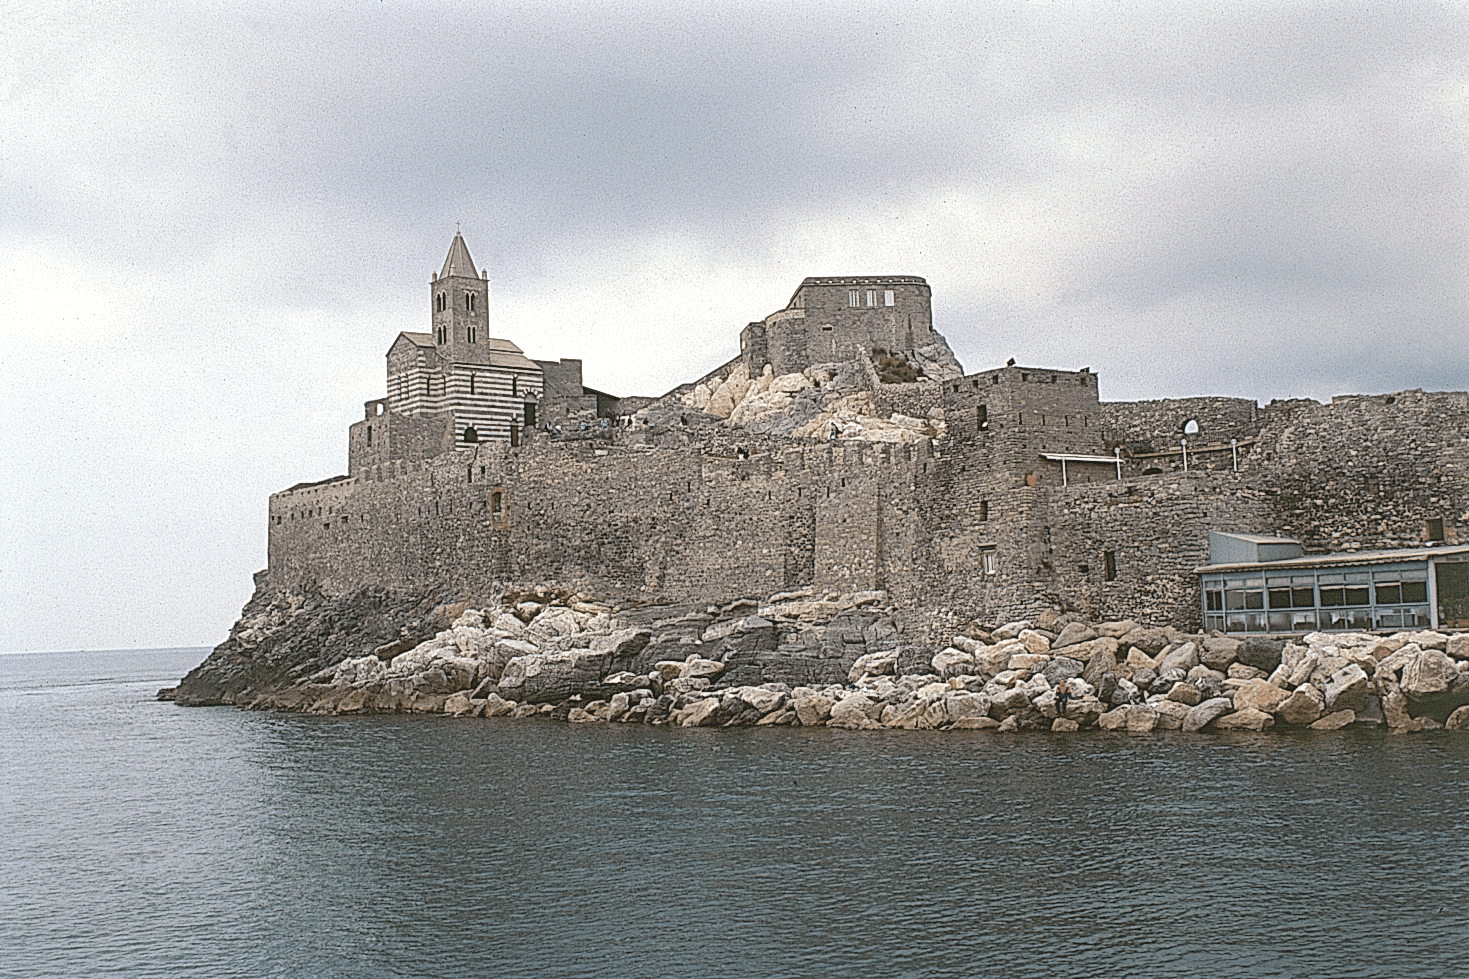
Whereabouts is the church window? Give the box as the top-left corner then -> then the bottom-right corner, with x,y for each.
512,376 -> 518,397
436,325 -> 447,344
470,374 -> 476,396
467,325 -> 477,343
462,425 -> 479,444
436,293 -> 446,312
866,289 -> 877,307
465,292 -> 476,311
1104,550 -> 1117,581
884,290 -> 894,307
849,290 -> 860,307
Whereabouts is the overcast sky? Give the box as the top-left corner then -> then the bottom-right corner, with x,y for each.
2,1 -> 1466,653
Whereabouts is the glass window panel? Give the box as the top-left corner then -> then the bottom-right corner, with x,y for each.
1376,610 -> 1403,629
1206,591 -> 1223,611
1225,576 -> 1251,588
1402,570 -> 1427,581
1375,583 -> 1402,604
1406,606 -> 1431,627
1347,609 -> 1370,629
1225,589 -> 1246,610
1268,587 -> 1292,609
1401,581 -> 1428,603
1205,614 -> 1224,631
1245,590 -> 1264,610
1225,612 -> 1248,631
1291,611 -> 1317,631
1246,612 -> 1268,632
1320,587 -> 1345,607
1267,576 -> 1293,587
1292,587 -> 1316,608
1344,586 -> 1370,606
1322,609 -> 1351,630
1268,611 -> 1292,631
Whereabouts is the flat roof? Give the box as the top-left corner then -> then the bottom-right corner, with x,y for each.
1039,452 -> 1120,464
1197,542 -> 1469,574
1213,531 -> 1302,545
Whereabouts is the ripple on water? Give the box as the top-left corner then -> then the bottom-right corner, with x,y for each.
3,652 -> 1468,979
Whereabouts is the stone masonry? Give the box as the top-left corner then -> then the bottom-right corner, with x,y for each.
265,235 -> 1469,645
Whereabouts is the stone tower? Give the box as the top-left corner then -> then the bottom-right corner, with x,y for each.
430,232 -> 491,363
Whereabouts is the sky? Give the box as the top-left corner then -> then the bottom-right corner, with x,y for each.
1,1 -> 1466,653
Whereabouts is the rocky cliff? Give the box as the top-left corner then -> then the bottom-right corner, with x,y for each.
165,578 -> 1469,734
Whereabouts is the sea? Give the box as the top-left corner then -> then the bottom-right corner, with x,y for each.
2,646 -> 1467,979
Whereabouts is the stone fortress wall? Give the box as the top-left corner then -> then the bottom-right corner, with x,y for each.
265,246 -> 1469,641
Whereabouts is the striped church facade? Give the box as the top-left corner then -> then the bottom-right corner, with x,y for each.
347,233 -> 554,475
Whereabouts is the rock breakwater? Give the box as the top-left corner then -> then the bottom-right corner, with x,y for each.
166,581 -> 1469,735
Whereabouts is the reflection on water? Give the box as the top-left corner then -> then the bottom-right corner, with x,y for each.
3,649 -> 1467,979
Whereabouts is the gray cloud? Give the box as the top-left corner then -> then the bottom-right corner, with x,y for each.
1,1 -> 1465,651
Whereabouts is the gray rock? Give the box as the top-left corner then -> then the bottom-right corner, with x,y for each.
1154,700 -> 1191,730
497,649 -> 618,704
1041,657 -> 1084,688
1309,709 -> 1356,731
1324,663 -> 1371,712
1213,707 -> 1276,731
1156,642 -> 1200,676
1052,622 -> 1098,649
1125,705 -> 1160,733
1237,637 -> 1285,674
1276,684 -> 1326,726
1401,649 -> 1460,700
1081,642 -> 1120,687
1184,697 -> 1234,733
1166,681 -> 1202,706
1200,637 -> 1241,671
1446,705 -> 1469,730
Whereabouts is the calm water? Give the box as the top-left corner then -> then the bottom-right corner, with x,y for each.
3,648 -> 1467,979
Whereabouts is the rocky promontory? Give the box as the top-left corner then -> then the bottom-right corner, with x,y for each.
165,579 -> 1469,735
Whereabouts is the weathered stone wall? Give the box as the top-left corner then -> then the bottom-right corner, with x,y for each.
1249,389 -> 1469,551
757,277 -> 934,376
347,407 -> 454,476
1102,396 -> 1260,454
270,331 -> 1469,642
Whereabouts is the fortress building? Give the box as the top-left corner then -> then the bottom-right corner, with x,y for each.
269,233 -> 1469,638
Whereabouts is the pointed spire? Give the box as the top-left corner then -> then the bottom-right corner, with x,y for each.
440,231 -> 478,279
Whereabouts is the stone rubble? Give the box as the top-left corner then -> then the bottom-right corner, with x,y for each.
201,585 -> 1469,735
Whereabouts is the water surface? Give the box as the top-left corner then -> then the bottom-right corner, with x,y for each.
3,648 -> 1465,979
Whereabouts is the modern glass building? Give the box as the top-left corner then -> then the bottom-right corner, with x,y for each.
1197,532 -> 1469,634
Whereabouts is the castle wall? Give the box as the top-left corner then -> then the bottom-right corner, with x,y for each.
756,277 -> 934,376
1250,389 -> 1469,551
348,407 -> 454,476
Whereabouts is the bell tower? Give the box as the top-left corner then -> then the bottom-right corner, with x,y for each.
430,231 -> 490,364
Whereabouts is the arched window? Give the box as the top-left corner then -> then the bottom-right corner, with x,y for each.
490,490 -> 504,514
1183,419 -> 1200,436
462,425 -> 479,444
